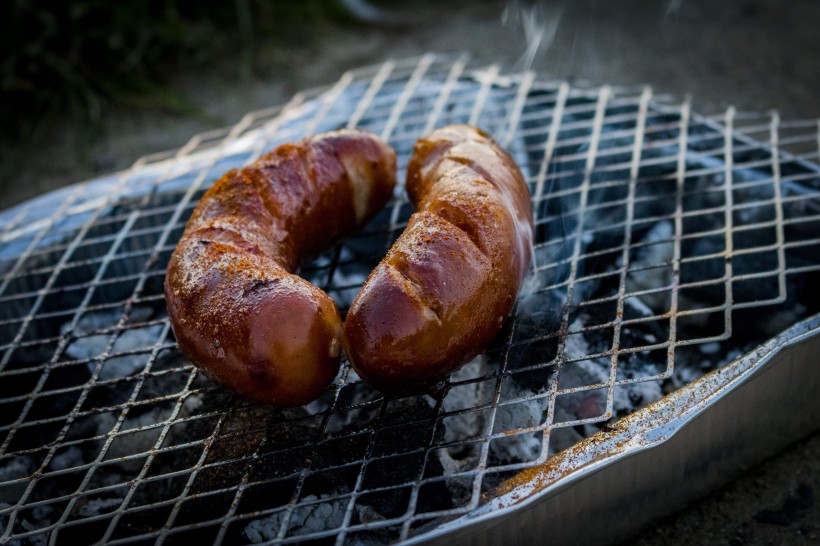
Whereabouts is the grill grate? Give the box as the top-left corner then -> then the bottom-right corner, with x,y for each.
1,54 -> 819,545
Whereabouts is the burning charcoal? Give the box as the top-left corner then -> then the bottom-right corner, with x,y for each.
669,346 -> 744,391
95,408 -> 166,462
354,488 -> 413,525
244,509 -> 288,542
49,446 -> 85,471
761,303 -> 809,338
77,497 -> 122,517
437,357 -> 493,474
615,374 -> 664,412
62,307 -> 161,379
244,495 -> 347,542
323,385 -> 383,436
623,296 -> 656,324
0,457 -> 33,504
491,398 -> 547,464
0,502 -> 52,546
513,289 -> 566,343
625,221 -> 674,313
558,320 -> 663,418
548,425 -> 586,455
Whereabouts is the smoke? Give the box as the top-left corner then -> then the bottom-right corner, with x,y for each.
501,0 -> 563,72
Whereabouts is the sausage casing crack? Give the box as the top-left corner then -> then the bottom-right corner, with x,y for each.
344,125 -> 534,391
165,130 -> 396,406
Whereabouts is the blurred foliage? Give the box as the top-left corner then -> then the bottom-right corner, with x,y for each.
0,0 -> 336,141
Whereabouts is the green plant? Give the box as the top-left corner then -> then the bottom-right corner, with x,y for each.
1,0 -> 325,141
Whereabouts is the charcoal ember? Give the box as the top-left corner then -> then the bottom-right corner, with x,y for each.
208,405 -> 319,466
582,291 -> 668,356
243,488 -> 412,542
78,352 -> 190,413
432,356 -> 534,501
754,303 -> 810,338
416,473 -> 471,515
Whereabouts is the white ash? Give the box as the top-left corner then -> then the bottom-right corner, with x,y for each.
244,495 -> 347,543
672,361 -> 706,388
315,369 -> 388,434
50,446 -> 85,471
625,296 -> 656,322
243,492 -> 400,543
492,389 -> 547,464
0,457 -> 31,483
18,518 -> 48,546
439,356 -> 548,467
624,221 -> 674,313
61,306 -> 161,379
700,342 -> 721,355
437,357 -> 491,475
437,315 -> 668,465
671,348 -> 744,389
78,497 -> 122,517
93,394 -> 204,468
0,502 -> 52,546
181,392 -> 204,415
0,458 -> 33,504
762,304 -> 808,338
0,503 -> 14,544
566,319 -> 663,413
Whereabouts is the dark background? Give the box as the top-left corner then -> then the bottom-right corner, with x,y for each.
2,1 -> 819,543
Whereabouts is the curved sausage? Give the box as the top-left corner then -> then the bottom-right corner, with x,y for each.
343,125 -> 533,391
165,130 -> 396,406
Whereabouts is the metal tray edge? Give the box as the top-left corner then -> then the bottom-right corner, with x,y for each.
410,313 -> 820,546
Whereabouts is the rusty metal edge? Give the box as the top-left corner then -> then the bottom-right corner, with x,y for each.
406,312 -> 820,546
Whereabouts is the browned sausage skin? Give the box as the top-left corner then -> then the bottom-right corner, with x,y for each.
344,125 -> 533,392
165,130 -> 396,406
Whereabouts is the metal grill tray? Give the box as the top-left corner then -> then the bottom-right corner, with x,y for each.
1,54 -> 819,545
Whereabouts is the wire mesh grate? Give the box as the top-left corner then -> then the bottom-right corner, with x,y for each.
1,54 -> 819,545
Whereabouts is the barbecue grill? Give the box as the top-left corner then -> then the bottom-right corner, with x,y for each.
1,53 -> 819,545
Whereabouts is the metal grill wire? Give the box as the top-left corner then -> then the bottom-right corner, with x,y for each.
0,54 -> 818,545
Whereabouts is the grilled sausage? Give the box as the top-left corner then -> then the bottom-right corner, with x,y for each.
165,130 -> 396,406
344,125 -> 533,391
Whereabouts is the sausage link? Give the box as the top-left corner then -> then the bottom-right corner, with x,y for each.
343,125 -> 533,391
165,130 -> 396,406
